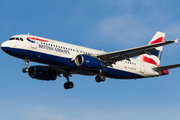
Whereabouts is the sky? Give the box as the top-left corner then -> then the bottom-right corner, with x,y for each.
1,0 -> 180,120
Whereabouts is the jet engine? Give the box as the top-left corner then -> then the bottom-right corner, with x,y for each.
28,66 -> 57,80
75,54 -> 105,69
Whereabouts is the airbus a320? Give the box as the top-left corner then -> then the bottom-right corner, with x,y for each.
1,32 -> 180,89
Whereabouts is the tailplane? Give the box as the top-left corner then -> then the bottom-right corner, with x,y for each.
137,31 -> 165,67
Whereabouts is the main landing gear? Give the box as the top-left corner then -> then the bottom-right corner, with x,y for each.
95,70 -> 106,83
63,72 -> 74,90
95,75 -> 106,83
22,59 -> 29,73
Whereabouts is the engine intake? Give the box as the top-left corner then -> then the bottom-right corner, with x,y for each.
28,66 -> 57,80
75,54 -> 105,69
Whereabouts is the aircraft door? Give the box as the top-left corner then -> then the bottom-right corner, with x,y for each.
139,61 -> 145,74
31,41 -> 37,49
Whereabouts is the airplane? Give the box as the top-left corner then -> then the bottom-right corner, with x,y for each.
1,31 -> 180,89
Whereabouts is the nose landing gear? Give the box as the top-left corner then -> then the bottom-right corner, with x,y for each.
22,59 -> 29,73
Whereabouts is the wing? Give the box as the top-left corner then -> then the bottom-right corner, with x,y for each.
96,39 -> 178,65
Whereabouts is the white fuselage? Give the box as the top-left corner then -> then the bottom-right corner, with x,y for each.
1,34 -> 163,79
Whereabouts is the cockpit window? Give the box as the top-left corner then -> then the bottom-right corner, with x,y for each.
9,37 -> 15,40
9,37 -> 23,41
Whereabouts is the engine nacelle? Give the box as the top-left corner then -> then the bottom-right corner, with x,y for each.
28,66 -> 57,80
75,54 -> 105,69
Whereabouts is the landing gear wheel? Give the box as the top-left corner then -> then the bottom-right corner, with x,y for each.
64,82 -> 69,89
22,68 -> 28,73
68,82 -> 74,89
95,75 -> 106,83
64,81 -> 74,89
95,76 -> 101,83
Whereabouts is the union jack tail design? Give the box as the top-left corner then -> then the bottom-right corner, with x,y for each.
137,32 -> 165,67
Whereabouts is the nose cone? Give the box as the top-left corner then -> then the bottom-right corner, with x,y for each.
1,41 -> 10,52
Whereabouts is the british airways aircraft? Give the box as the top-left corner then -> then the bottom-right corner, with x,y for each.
1,32 -> 180,89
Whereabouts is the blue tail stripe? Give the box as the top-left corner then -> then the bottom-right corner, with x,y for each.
150,50 -> 162,60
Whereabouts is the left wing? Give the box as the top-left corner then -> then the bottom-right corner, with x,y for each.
96,39 -> 178,65
153,64 -> 180,71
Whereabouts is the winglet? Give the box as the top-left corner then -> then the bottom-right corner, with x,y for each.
174,39 -> 179,45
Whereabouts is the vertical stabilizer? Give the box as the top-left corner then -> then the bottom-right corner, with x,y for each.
137,31 -> 165,67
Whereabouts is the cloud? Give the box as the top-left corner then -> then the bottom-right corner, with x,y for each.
87,15 -> 153,50
23,106 -> 67,120
0,103 -> 67,120
71,106 -> 180,120
96,15 -> 151,45
1,102 -> 180,120
85,0 -> 180,51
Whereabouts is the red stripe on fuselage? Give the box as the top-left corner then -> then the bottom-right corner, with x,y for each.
27,37 -> 48,42
149,37 -> 164,44
140,55 -> 159,67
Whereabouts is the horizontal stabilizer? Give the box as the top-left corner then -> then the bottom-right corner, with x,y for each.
174,39 -> 179,45
153,64 -> 180,71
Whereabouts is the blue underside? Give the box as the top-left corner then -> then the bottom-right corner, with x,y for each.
2,47 -> 144,79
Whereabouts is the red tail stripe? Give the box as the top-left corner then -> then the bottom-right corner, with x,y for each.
27,37 -> 48,42
149,37 -> 164,44
140,55 -> 159,67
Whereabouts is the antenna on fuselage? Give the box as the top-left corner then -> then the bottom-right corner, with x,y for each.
28,33 -> 30,35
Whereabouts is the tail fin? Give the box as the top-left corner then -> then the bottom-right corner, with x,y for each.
137,31 -> 165,67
